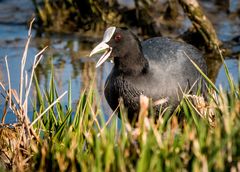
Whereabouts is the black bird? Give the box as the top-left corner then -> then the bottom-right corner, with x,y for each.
90,27 -> 207,121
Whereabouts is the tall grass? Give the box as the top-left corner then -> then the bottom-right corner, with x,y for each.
29,79 -> 239,171
0,21 -> 240,172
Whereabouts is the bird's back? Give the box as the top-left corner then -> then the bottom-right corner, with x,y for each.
142,37 -> 206,73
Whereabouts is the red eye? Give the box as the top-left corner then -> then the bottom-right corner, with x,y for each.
114,33 -> 122,42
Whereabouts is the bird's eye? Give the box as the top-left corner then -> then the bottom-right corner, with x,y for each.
114,33 -> 122,42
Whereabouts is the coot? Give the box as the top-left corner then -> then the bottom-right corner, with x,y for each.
90,27 -> 207,121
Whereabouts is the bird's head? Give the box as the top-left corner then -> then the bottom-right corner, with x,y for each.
90,27 -> 141,68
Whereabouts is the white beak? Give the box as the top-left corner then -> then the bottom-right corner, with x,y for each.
89,27 -> 116,68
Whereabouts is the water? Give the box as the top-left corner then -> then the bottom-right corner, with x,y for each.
0,0 -> 239,123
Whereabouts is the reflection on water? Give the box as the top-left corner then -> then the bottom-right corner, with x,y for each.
0,0 -> 239,123
0,23 -> 114,122
216,59 -> 239,88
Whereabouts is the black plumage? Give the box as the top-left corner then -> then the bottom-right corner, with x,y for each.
90,27 -> 207,121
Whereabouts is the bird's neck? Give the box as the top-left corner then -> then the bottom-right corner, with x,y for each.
114,50 -> 149,76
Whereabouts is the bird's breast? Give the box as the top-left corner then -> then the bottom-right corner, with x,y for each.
104,72 -> 144,112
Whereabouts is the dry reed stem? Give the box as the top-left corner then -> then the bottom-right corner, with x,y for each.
88,99 -> 102,133
23,47 -> 47,108
5,56 -> 11,110
97,104 -> 119,137
19,19 -> 35,107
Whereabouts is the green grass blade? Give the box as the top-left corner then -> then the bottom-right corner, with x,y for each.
68,79 -> 72,111
53,110 -> 72,141
217,47 -> 235,93
183,51 -> 219,93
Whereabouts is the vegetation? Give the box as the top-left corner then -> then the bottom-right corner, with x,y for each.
31,0 -> 157,36
31,0 -> 226,52
0,20 -> 239,172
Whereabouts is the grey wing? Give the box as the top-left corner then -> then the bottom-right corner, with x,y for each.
142,37 -> 207,74
142,37 -> 207,95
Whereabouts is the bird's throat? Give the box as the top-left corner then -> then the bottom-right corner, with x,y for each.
114,53 -> 149,76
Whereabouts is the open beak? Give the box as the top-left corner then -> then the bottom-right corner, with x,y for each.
89,27 -> 116,68
90,42 -> 112,68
